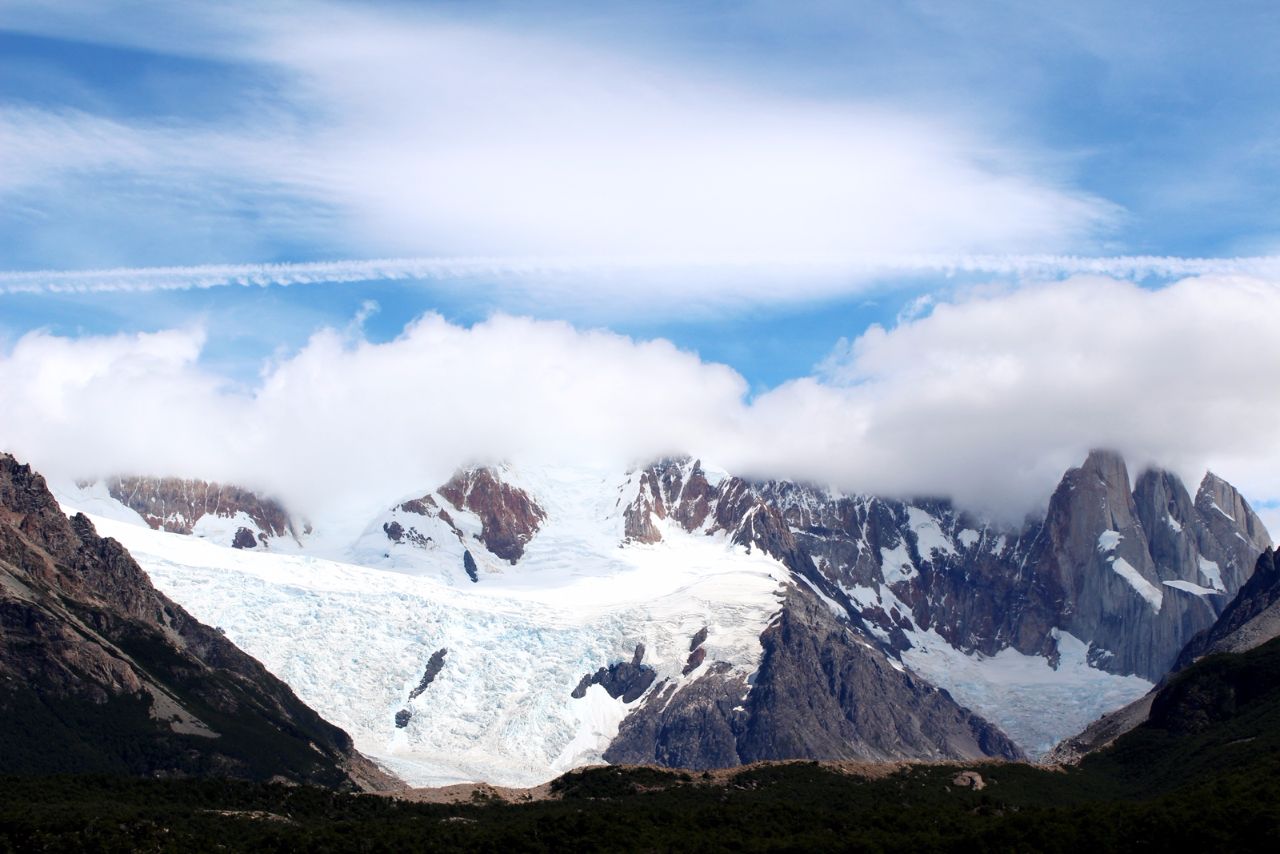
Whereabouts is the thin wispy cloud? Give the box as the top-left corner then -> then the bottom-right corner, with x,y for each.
2,254 -> 1279,300
0,3 -> 1117,276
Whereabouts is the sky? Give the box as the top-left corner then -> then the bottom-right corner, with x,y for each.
1,0 -> 1279,531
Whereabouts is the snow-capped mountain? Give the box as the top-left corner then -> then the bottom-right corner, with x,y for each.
56,451 -> 1270,785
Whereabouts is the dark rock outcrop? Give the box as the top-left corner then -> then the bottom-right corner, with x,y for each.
571,644 -> 657,703
682,646 -> 706,676
408,649 -> 448,700
689,626 -> 708,651
462,550 -> 479,583
604,589 -> 1023,769
0,454 -> 394,790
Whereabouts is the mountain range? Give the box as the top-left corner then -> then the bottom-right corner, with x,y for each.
28,447 -> 1268,786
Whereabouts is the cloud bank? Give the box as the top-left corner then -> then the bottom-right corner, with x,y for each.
2,275 -> 1278,537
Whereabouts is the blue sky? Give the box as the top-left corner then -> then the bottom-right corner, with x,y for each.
3,1 -> 1278,383
2,1 -> 1280,522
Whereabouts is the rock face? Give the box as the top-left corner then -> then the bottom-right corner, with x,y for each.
0,454 -> 391,789
572,644 -> 657,703
1175,548 -> 1280,668
604,589 -> 1023,769
102,476 -> 299,550
1050,547 -> 1280,763
438,468 -> 545,563
622,453 -> 1268,683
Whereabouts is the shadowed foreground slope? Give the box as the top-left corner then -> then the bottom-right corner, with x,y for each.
0,453 -> 393,790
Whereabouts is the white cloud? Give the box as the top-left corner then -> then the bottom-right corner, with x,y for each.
2,276 -> 1279,535
0,1 -> 1116,293
795,274 -> 1280,513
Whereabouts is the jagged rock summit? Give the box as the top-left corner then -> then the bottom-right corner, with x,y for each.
0,453 -> 393,789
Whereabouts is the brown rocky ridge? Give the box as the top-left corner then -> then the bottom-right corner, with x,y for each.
100,475 -> 301,550
0,453 -> 397,790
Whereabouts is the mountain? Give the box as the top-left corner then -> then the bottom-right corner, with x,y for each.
0,454 -> 393,789
1050,545 -> 1280,762
750,449 -> 1265,683
57,451 -> 1268,783
603,589 -> 1020,767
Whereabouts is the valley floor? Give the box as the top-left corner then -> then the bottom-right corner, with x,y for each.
2,753 -> 1276,852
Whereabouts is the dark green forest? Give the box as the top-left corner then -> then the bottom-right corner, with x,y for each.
4,636 -> 1280,852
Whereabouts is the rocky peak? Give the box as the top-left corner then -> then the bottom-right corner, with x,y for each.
621,467 -> 668,544
1078,448 -> 1132,491
437,467 -> 545,563
621,457 -> 719,544
603,586 -> 1023,769
1196,471 -> 1272,552
102,475 -> 298,549
1021,451 -> 1271,679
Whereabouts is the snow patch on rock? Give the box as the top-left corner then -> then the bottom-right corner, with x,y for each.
1163,579 -> 1221,597
1197,556 -> 1225,592
1096,530 -> 1122,552
907,507 -> 955,559
1110,557 -> 1163,613
879,541 -> 917,584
